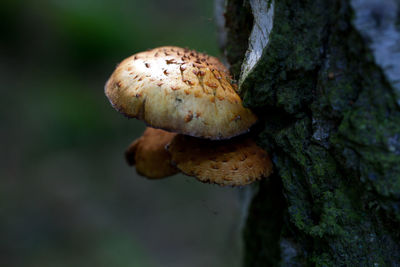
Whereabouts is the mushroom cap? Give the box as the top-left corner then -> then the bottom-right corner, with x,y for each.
105,46 -> 257,140
125,127 -> 178,179
167,134 -> 273,186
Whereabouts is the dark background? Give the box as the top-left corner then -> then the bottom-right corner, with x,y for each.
0,0 -> 244,266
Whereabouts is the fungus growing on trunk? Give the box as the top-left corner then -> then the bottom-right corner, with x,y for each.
105,46 -> 257,140
106,46 -> 272,186
125,127 -> 178,179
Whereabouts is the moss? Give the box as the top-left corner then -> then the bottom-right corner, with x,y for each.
226,0 -> 400,266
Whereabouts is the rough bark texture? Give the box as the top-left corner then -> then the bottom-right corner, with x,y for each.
223,0 -> 400,266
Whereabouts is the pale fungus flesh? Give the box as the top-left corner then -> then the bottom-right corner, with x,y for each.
105,46 -> 257,140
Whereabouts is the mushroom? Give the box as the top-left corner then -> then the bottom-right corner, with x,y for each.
166,134 -> 273,186
105,46 -> 257,140
125,127 -> 178,179
106,46 -> 272,186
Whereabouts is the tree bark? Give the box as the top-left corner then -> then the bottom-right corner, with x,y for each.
220,0 -> 400,265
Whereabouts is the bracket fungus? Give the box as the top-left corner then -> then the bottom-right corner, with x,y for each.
105,46 -> 257,140
166,135 -> 273,186
125,127 -> 178,179
106,46 -> 272,186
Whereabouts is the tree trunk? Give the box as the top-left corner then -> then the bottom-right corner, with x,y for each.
220,0 -> 400,265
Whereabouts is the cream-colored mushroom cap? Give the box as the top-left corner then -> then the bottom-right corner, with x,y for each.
125,127 -> 178,179
105,46 -> 257,140
167,135 -> 273,186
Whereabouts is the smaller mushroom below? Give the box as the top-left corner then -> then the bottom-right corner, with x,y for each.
166,134 -> 273,186
125,127 -> 178,179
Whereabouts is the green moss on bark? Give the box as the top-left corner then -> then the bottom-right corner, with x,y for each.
225,0 -> 400,266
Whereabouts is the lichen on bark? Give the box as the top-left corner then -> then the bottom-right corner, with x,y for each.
224,0 -> 400,266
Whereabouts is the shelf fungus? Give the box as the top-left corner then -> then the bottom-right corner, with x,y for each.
125,127 -> 178,179
166,135 -> 273,186
105,46 -> 257,140
106,46 -> 272,186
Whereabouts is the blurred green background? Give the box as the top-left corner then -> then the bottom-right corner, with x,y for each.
0,0 -> 244,266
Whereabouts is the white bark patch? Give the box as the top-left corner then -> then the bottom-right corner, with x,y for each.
239,0 -> 274,89
351,0 -> 400,105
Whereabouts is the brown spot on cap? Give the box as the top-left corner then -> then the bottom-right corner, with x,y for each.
183,79 -> 195,86
184,111 -> 193,123
166,59 -> 176,64
206,82 -> 218,89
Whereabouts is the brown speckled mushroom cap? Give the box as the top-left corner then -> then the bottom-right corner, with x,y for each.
105,46 -> 257,140
167,134 -> 273,186
125,127 -> 178,179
